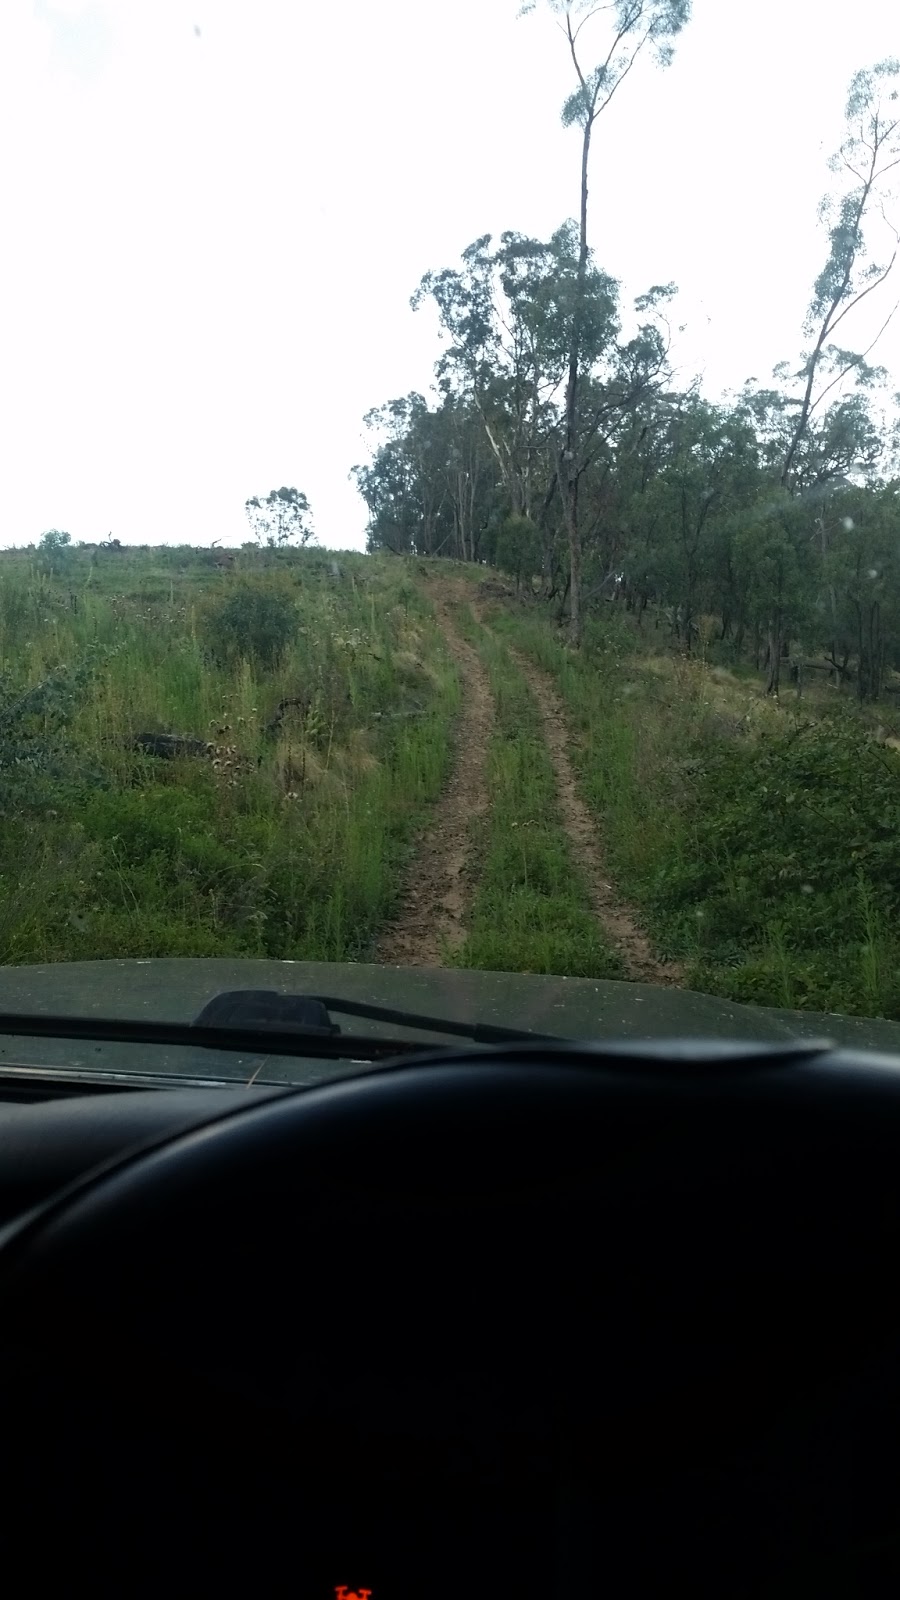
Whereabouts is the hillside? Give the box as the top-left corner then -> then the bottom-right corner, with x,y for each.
3,543 -> 900,1021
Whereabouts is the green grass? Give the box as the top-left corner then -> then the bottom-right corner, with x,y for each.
490,599 -> 900,1020
487,610 -> 695,958
452,608 -> 623,979
11,542 -> 900,1016
0,547 -> 459,964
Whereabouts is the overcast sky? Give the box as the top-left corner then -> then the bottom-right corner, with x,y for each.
1,0 -> 898,551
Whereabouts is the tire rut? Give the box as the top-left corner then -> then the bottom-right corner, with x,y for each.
374,584 -> 494,967
506,642 -> 684,986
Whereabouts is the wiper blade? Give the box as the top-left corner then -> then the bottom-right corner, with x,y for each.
192,989 -> 562,1047
0,1012 -> 424,1061
325,994 -> 562,1045
0,995 -> 562,1063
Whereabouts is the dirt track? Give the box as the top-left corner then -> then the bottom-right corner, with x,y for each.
377,576 -> 681,985
373,582 -> 494,966
506,643 -> 684,987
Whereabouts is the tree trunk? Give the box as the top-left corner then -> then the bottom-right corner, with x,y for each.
765,617 -> 783,695
855,601 -> 866,702
864,601 -> 877,700
563,488 -> 581,644
858,602 -> 884,702
561,115 -> 593,648
780,169 -> 878,492
825,648 -> 850,687
682,577 -> 696,653
468,469 -> 480,564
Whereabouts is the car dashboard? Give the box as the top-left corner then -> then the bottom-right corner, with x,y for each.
0,1038 -> 899,1599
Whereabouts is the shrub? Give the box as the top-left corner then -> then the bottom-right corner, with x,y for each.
199,581 -> 298,670
38,529 -> 72,576
494,515 -> 542,586
0,660 -> 99,814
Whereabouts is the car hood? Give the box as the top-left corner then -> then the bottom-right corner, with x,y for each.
2,958 -> 900,1086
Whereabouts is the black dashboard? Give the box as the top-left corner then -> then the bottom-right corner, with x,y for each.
0,1084 -> 286,1220
1,1041 -> 900,1599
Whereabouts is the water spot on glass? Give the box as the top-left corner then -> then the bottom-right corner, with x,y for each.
800,884 -> 814,895
842,517 -> 855,531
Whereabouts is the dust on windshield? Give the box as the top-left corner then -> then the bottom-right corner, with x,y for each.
2,2 -> 900,1030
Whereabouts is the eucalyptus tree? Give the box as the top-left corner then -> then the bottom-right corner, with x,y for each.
413,226 -> 615,549
352,395 -> 449,557
732,61 -> 900,692
519,0 -> 692,641
244,487 -> 314,548
352,392 -> 501,562
780,59 -> 900,493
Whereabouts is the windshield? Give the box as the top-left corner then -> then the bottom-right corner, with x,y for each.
3,1 -> 900,1086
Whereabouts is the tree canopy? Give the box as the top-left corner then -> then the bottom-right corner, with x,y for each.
244,487 -> 315,548
353,43 -> 900,702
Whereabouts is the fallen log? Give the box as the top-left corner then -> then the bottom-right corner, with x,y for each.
371,709 -> 428,721
131,733 -> 214,759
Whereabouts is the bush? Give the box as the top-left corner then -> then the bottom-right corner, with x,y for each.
494,515 -> 542,586
0,660 -> 99,815
199,581 -> 298,670
38,529 -> 72,576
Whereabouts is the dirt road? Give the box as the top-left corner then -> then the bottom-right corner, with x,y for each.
377,575 -> 681,985
374,582 -> 494,966
507,642 -> 683,986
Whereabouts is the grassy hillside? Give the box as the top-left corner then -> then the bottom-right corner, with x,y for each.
489,597 -> 900,1019
5,542 -> 900,1024
0,545 -> 457,963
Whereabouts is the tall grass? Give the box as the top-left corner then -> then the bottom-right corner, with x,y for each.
489,611 -> 695,964
491,599 -> 900,1020
0,548 -> 459,964
856,872 -> 888,1017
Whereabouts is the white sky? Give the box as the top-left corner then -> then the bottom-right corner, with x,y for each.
0,0 -> 898,551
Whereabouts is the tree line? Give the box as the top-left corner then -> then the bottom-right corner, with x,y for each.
352,2 -> 900,698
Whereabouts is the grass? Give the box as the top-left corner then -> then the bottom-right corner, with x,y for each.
490,599 -> 900,1020
0,545 -> 459,964
486,609 -> 696,957
452,607 -> 624,979
9,541 -> 900,1018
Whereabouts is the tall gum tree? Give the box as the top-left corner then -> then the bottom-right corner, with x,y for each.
781,60 -> 900,494
520,0 -> 692,643
413,226 -> 619,571
759,59 -> 900,694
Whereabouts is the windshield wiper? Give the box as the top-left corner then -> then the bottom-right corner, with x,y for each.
192,989 -> 560,1046
0,992 -> 562,1063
